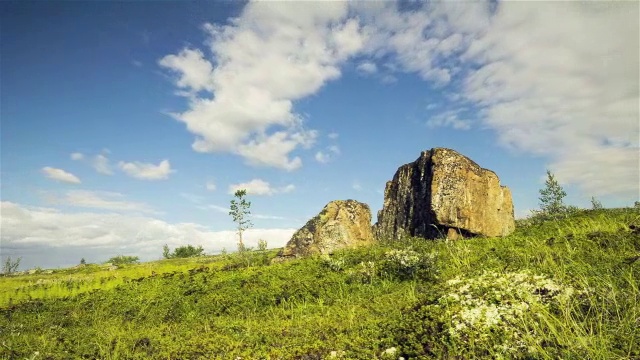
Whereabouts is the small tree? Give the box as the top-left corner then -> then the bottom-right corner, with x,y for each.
258,239 -> 268,252
229,189 -> 253,251
176,245 -> 204,258
538,170 -> 567,217
80,258 -> 86,265
590,196 -> 603,210
2,256 -> 21,275
163,244 -> 171,259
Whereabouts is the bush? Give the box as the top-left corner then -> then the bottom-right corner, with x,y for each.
347,261 -> 377,284
382,248 -> 436,281
320,254 -> 345,272
163,244 -> 205,259
106,255 -> 139,266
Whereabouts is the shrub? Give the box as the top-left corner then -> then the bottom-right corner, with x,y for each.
106,255 -> 139,266
2,256 -> 21,275
320,254 -> 345,272
347,261 -> 376,284
163,245 -> 205,259
382,248 -> 436,281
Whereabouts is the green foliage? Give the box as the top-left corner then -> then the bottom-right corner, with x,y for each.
106,255 -> 139,266
321,254 -> 345,272
163,244 -> 205,259
381,248 -> 436,281
538,170 -> 567,216
257,239 -> 268,251
229,189 -> 253,251
80,258 -> 86,265
2,256 -> 21,275
591,196 -> 603,210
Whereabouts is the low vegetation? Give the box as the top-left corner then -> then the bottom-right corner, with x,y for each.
1,207 -> 638,359
163,244 -> 206,259
106,255 -> 140,266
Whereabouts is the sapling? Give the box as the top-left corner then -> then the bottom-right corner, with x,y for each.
229,189 -> 253,252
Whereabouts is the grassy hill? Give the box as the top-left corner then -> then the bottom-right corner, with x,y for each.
1,208 -> 638,359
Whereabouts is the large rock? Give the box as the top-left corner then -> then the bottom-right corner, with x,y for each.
374,148 -> 515,240
278,200 -> 374,258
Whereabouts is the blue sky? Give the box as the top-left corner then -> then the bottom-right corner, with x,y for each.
2,1 -> 638,270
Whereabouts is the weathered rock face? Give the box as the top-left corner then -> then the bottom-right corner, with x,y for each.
278,200 -> 374,258
374,148 -> 515,240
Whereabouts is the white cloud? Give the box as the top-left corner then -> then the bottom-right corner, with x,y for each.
206,180 -> 217,191
92,154 -> 113,175
118,159 -> 174,180
44,190 -> 157,214
352,181 -> 363,192
315,145 -> 341,164
315,151 -> 330,164
427,110 -> 471,130
71,151 -> 113,175
160,1 -> 637,196
0,201 -> 295,269
158,48 -> 214,93
159,1 -> 365,170
451,2 -> 639,198
353,1 -> 639,199
41,167 -> 81,184
328,132 -> 339,140
357,61 -> 377,74
228,179 -> 295,196
236,131 -> 314,171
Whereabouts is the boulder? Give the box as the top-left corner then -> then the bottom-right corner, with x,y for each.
374,148 -> 515,240
278,200 -> 374,258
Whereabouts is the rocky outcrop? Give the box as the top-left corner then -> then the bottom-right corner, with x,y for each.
278,200 -> 374,258
374,148 -> 515,240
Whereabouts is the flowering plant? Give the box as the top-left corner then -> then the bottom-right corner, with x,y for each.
440,271 -> 575,357
382,248 -> 435,280
393,270 -> 577,358
347,261 -> 376,284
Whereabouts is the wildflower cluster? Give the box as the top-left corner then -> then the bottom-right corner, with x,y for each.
440,271 -> 575,356
347,261 -> 376,284
382,248 -> 436,280
320,254 -> 345,272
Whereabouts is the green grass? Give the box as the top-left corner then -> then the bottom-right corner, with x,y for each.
1,208 -> 638,359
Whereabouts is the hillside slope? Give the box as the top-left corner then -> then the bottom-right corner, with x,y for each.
1,208 -> 638,359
